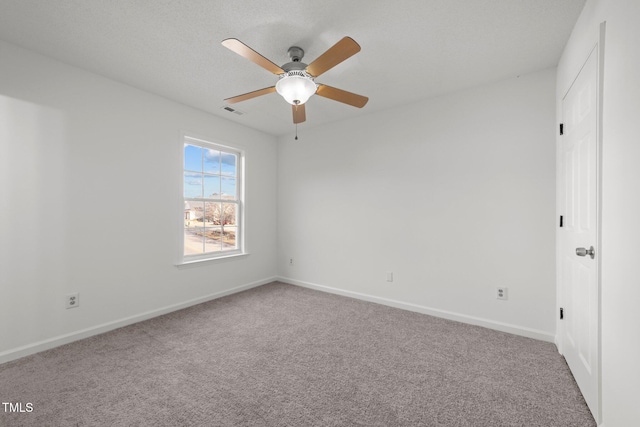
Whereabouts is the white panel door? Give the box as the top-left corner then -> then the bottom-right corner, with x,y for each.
560,46 -> 599,421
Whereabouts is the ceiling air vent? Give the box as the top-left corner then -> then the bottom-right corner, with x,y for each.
221,106 -> 244,115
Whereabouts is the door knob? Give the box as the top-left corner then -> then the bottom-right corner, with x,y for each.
576,246 -> 595,259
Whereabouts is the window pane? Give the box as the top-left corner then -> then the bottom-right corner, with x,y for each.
203,175 -> 221,199
204,149 -> 221,174
185,201 -> 204,226
184,144 -> 202,172
204,202 -> 221,226
184,229 -> 204,255
184,201 -> 204,255
220,204 -> 237,251
221,152 -> 237,176
184,172 -> 203,198
221,203 -> 237,226
221,225 -> 237,250
204,227 -> 222,252
221,177 -> 236,199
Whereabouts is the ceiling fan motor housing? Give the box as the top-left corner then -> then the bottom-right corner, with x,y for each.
281,46 -> 308,72
288,46 -> 304,62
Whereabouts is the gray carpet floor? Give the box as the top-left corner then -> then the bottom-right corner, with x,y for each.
0,282 -> 595,426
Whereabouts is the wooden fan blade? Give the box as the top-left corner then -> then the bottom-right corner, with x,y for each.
316,84 -> 368,108
306,37 -> 361,77
222,38 -> 284,75
292,104 -> 306,124
224,86 -> 276,104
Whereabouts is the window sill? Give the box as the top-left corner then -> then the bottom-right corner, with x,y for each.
175,252 -> 249,269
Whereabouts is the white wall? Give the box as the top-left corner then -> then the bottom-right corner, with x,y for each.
278,68 -> 557,340
0,41 -> 278,362
558,0 -> 640,425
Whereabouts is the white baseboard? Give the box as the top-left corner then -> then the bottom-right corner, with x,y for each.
0,276 -> 277,365
277,276 -> 555,343
2,276 -> 555,365
554,334 -> 562,353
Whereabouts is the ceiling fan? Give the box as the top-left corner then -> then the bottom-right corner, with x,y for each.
221,37 -> 368,125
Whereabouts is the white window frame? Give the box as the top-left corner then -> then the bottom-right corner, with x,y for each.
179,135 -> 245,265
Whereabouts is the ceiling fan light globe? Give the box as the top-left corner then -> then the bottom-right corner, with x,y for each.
276,75 -> 317,105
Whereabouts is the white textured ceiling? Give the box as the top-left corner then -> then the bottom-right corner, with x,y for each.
0,0 -> 585,136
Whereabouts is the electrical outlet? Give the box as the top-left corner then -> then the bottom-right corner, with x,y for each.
386,272 -> 393,282
289,257 -> 294,266
496,287 -> 508,300
66,293 -> 79,309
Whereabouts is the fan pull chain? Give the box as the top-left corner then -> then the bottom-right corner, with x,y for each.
295,123 -> 298,140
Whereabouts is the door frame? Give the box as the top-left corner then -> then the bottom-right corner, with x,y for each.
556,22 -> 605,424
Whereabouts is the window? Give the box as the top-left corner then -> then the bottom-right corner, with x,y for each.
183,136 -> 243,260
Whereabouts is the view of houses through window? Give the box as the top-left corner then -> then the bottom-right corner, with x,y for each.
183,137 -> 241,258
